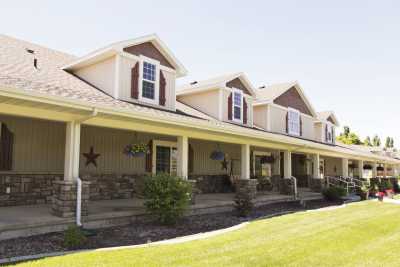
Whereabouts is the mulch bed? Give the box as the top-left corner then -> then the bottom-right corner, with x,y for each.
0,200 -> 340,259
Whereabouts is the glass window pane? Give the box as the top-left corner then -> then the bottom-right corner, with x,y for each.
142,80 -> 155,99
156,146 -> 170,174
234,106 -> 241,119
234,92 -> 242,106
143,62 -> 156,81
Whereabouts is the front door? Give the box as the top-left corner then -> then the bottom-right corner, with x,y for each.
155,145 -> 177,175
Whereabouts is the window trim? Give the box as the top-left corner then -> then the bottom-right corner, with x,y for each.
326,122 -> 335,143
152,140 -> 177,175
288,107 -> 301,136
138,55 -> 160,105
232,88 -> 243,123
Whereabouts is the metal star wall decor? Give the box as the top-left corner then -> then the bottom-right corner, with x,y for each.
83,146 -> 100,167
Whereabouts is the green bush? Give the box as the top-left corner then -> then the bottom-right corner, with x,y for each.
63,225 -> 87,249
144,173 -> 192,225
322,186 -> 347,201
234,194 -> 254,217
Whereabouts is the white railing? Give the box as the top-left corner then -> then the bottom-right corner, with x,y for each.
76,177 -> 82,227
325,176 -> 356,195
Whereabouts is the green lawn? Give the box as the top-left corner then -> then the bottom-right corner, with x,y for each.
14,201 -> 400,267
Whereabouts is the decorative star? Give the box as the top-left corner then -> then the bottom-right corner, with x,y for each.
83,146 -> 100,167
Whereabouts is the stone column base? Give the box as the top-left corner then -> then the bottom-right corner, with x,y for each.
235,179 -> 258,200
52,180 -> 90,218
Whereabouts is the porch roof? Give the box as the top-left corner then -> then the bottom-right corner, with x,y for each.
0,34 -> 399,165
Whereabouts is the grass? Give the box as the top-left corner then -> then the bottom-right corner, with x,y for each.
13,201 -> 400,267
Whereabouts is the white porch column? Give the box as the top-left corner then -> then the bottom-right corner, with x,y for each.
241,144 -> 250,179
283,150 -> 292,178
358,160 -> 364,179
64,121 -> 81,181
372,162 -> 378,178
341,158 -> 349,177
177,136 -> 189,179
313,154 -> 320,178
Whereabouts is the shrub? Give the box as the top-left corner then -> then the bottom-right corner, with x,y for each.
234,194 -> 254,217
322,186 -> 347,201
63,225 -> 87,249
144,173 -> 192,225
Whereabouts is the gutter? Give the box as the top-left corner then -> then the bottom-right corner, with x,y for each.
0,87 -> 399,164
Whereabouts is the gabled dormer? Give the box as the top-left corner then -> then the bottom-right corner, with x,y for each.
177,73 -> 256,127
253,82 -> 318,140
63,34 -> 187,111
316,111 -> 340,144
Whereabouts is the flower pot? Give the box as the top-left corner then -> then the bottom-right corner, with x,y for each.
360,191 -> 369,201
132,151 -> 146,158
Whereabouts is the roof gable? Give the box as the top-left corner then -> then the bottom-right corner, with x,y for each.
327,116 -> 335,124
63,34 -> 187,77
317,111 -> 339,126
123,41 -> 175,69
226,77 -> 252,96
274,86 -> 313,116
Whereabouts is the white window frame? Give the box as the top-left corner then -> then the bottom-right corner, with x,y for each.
288,107 -> 300,136
232,88 -> 243,123
139,55 -> 160,105
326,122 -> 334,143
152,140 -> 177,175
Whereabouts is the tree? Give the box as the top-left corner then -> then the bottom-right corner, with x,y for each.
337,126 -> 361,145
343,126 -> 350,138
364,136 -> 372,146
373,135 -> 381,147
385,137 -> 391,148
390,138 -> 395,148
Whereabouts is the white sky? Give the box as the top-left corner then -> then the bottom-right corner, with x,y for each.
1,0 -> 399,145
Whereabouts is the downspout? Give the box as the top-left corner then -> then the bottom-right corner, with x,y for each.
75,108 -> 98,227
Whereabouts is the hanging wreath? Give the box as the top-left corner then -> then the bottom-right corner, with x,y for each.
377,166 -> 384,171
363,164 -> 372,170
124,143 -> 149,158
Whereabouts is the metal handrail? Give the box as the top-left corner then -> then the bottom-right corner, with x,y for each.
325,176 -> 355,195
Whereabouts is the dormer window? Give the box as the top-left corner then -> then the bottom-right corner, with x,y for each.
288,108 -> 300,136
233,89 -> 243,122
139,57 -> 159,104
142,62 -> 156,99
326,123 -> 335,143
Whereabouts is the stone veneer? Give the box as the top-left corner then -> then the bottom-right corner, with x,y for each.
0,174 -> 61,207
235,179 -> 258,201
52,180 -> 90,218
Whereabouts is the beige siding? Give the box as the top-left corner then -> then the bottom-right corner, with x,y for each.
80,126 -> 175,175
323,157 -> 343,177
178,90 -> 220,120
314,123 -> 323,142
75,57 -> 116,97
189,139 -> 241,175
269,104 -> 287,134
253,105 -> 267,130
300,115 -> 314,140
118,55 -> 176,111
0,115 -> 65,173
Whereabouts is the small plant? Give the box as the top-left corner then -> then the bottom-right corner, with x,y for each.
358,184 -> 370,201
63,225 -> 87,249
322,186 -> 346,201
144,173 -> 192,225
234,194 -> 254,217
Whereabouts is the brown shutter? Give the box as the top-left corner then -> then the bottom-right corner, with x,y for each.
300,116 -> 303,136
228,93 -> 233,120
159,70 -> 166,106
325,124 -> 328,142
131,62 -> 139,99
243,97 -> 248,124
0,124 -> 14,171
285,112 -> 289,133
145,140 -> 153,173
188,144 -> 194,174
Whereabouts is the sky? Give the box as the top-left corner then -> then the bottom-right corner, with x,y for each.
1,0 -> 399,145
